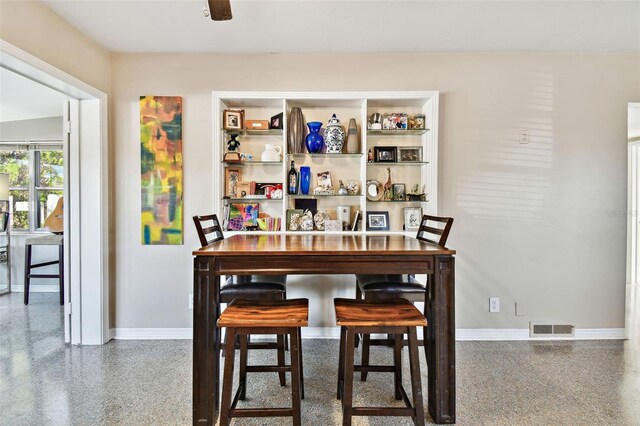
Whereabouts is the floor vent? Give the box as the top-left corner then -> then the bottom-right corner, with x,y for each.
529,322 -> 575,337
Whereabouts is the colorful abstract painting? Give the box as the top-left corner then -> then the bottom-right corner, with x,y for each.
140,96 -> 183,245
228,203 -> 259,231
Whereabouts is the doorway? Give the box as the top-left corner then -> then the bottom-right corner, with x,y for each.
0,40 -> 109,345
0,66 -> 69,339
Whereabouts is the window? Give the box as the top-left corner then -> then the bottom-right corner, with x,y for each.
0,143 -> 64,231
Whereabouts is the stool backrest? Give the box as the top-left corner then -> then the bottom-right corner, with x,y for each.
193,214 -> 225,247
416,215 -> 453,246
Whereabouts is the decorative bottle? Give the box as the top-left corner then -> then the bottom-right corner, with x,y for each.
288,161 -> 298,194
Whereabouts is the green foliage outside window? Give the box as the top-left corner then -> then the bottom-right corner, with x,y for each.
0,149 -> 64,231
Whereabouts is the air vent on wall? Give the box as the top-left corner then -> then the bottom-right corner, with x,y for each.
529,322 -> 575,337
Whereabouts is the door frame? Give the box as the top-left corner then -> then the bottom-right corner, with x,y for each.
0,40 -> 110,345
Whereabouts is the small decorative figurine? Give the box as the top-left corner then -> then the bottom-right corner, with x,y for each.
383,167 -> 393,201
224,133 -> 242,162
300,210 -> 314,231
337,180 -> 348,196
367,148 -> 373,162
314,211 -> 329,231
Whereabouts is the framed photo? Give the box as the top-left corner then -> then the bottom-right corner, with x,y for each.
270,112 -> 284,129
398,146 -> 422,162
366,211 -> 390,231
317,171 -> 332,188
374,146 -> 397,163
392,183 -> 405,201
404,207 -> 422,231
286,209 -> 304,231
410,114 -> 426,130
225,168 -> 241,197
223,109 -> 244,130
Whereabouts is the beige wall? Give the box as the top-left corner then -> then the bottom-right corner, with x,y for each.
111,52 -> 640,330
0,0 -> 111,94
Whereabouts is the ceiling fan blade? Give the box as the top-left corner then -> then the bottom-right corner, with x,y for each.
208,0 -> 232,21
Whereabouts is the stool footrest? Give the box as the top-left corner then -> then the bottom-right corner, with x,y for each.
230,408 -> 294,417
353,365 -> 396,373
27,274 -> 61,279
367,337 -> 425,347
29,260 -> 60,269
351,407 -> 415,417
246,365 -> 291,373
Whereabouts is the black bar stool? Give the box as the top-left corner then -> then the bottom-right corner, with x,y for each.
24,234 -> 63,305
334,298 -> 427,426
218,298 -> 308,426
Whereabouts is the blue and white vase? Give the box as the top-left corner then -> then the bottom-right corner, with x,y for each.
324,114 -> 345,154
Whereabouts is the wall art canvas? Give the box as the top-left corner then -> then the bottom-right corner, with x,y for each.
228,203 -> 259,231
140,96 -> 183,245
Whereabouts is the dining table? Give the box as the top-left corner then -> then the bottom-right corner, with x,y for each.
192,233 -> 456,425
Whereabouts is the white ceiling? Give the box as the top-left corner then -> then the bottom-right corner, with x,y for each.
0,68 -> 66,123
43,0 -> 640,53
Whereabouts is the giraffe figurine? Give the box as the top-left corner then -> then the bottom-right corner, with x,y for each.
383,167 -> 393,201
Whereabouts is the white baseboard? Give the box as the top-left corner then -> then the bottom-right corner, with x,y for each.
110,328 -> 192,340
456,328 -> 626,341
11,285 -> 60,293
110,327 -> 625,341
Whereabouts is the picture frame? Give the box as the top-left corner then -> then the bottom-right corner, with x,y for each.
286,209 -> 304,231
410,114 -> 426,130
374,146 -> 397,163
403,207 -> 422,231
225,168 -> 241,197
269,112 -> 284,129
392,183 -> 406,201
398,146 -> 422,163
366,211 -> 390,231
223,109 -> 244,130
317,171 -> 332,188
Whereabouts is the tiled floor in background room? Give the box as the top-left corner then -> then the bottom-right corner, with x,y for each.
1,292 -> 639,425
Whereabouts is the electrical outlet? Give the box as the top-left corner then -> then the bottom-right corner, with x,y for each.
489,297 -> 500,313
515,302 -> 524,316
519,129 -> 529,144
189,294 -> 194,309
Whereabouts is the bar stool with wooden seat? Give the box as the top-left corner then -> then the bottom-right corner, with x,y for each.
218,298 -> 308,426
193,213 -> 290,382
354,214 -> 453,378
334,298 -> 427,426
23,234 -> 63,305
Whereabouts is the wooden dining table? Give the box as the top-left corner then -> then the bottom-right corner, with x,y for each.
192,233 -> 456,425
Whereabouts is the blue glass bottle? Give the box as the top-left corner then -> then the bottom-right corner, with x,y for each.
305,122 -> 324,153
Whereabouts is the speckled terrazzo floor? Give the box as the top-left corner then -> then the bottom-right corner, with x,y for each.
1,292 -> 639,425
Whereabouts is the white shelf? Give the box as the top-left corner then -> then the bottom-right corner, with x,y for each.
212,91 -> 439,234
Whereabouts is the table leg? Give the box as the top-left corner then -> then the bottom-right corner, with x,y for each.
425,255 -> 456,424
193,257 -> 220,425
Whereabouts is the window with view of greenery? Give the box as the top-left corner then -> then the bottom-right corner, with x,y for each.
0,146 -> 64,231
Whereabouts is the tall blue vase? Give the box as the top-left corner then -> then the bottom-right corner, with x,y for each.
305,122 -> 324,153
300,166 -> 311,195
